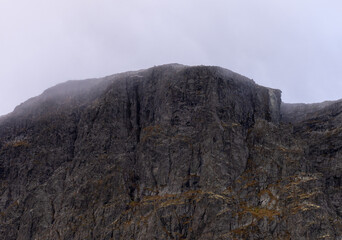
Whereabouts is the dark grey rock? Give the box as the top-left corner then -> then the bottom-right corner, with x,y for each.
0,64 -> 341,239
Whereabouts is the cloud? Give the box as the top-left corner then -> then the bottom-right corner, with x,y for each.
1,0 -> 342,115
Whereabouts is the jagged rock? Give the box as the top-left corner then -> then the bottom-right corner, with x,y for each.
0,64 -> 341,239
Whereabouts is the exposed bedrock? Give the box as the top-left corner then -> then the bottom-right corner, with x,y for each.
0,64 -> 341,239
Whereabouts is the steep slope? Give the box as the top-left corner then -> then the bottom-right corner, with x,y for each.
0,64 -> 341,239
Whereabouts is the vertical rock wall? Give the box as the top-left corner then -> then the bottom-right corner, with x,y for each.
0,64 -> 340,239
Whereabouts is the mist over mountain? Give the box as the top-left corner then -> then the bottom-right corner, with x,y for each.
0,64 -> 341,239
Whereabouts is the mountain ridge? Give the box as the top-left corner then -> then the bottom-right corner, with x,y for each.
3,63 -> 341,123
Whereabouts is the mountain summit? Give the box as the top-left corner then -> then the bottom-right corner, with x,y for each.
0,64 -> 341,239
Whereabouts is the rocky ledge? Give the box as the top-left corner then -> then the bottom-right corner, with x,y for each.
0,64 -> 341,239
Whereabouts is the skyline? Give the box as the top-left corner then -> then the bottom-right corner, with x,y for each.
1,0 -> 342,116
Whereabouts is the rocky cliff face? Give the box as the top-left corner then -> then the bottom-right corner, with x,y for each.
0,64 -> 341,240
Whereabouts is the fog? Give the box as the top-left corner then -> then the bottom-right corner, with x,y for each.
1,0 -> 342,116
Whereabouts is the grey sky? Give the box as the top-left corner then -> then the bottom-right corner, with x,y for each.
1,0 -> 342,116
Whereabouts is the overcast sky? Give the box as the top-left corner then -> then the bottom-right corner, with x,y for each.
1,0 -> 342,116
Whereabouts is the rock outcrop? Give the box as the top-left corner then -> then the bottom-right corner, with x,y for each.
0,64 -> 341,239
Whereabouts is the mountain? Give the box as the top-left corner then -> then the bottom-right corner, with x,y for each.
0,64 -> 341,239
